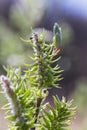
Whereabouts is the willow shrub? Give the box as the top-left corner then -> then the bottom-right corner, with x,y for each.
0,23 -> 76,130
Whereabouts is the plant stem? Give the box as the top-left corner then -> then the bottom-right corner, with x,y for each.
31,98 -> 42,130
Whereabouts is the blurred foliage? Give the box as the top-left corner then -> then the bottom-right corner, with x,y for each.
72,79 -> 87,130
80,118 -> 87,130
0,0 -> 45,74
74,79 -> 87,113
61,22 -> 74,47
9,0 -> 45,33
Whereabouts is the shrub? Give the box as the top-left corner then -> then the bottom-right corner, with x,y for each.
0,23 -> 76,130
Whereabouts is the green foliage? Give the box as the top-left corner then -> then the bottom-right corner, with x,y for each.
40,96 -> 75,130
0,23 -> 75,130
1,68 -> 37,130
24,31 -> 62,89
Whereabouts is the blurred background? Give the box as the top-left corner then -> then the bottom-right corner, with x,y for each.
0,0 -> 87,129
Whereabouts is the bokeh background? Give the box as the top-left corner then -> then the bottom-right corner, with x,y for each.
0,0 -> 87,129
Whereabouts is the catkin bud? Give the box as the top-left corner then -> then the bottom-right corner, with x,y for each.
53,22 -> 62,48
